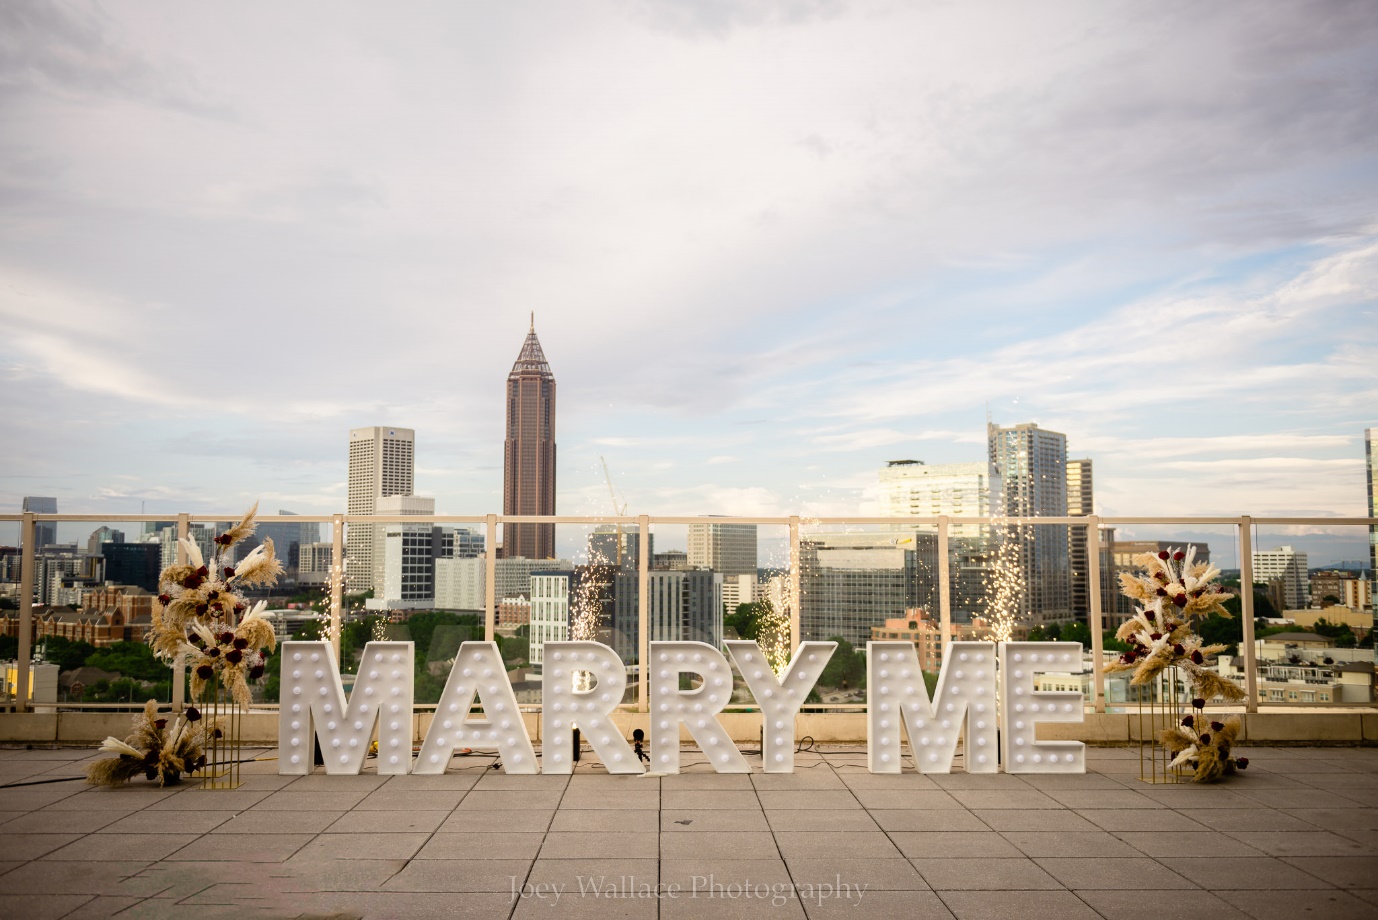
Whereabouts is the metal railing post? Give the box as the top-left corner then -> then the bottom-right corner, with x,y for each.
14,513 -> 35,712
484,514 -> 498,642
638,514 -> 650,710
937,515 -> 952,647
789,516 -> 802,652
330,514 -> 344,661
1087,517 -> 1105,713
1238,516 -> 1259,713
171,513 -> 190,712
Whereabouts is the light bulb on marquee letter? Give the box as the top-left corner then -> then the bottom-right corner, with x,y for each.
866,641 -> 999,774
414,641 -> 537,774
648,641 -> 749,774
998,641 -> 1086,774
542,642 -> 642,775
278,640 -> 414,776
726,640 -> 835,774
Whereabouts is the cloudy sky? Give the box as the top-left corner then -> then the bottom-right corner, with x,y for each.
2,1 -> 1376,561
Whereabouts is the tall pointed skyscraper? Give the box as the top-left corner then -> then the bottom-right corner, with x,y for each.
504,316 -> 556,559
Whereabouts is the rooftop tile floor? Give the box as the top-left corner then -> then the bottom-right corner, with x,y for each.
1,745 -> 1376,919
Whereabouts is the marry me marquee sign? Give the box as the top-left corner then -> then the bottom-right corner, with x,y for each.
278,639 -> 1087,776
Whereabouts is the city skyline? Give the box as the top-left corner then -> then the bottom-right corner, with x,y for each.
0,3 -> 1374,565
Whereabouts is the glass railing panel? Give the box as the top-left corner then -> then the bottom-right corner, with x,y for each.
1251,521 -> 1374,710
1098,522 -> 1240,710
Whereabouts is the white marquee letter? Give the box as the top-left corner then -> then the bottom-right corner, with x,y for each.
726,640 -> 835,773
542,642 -> 642,774
278,640 -> 414,775
649,641 -> 748,774
999,641 -> 1086,774
415,641 -> 536,774
867,641 -> 999,774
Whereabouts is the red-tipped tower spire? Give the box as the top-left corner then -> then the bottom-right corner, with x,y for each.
503,318 -> 557,559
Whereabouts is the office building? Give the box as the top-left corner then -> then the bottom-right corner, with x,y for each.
798,532 -> 937,646
1065,459 -> 1116,623
22,497 -> 57,550
100,542 -> 160,593
298,542 -> 334,586
433,555 -> 572,612
86,527 -> 124,556
503,318 -> 557,560
248,512 -> 323,572
346,426 -> 415,593
721,573 -> 756,612
611,569 -> 722,664
370,496 -> 435,610
653,549 -> 691,571
587,526 -> 652,570
687,518 -> 757,578
988,422 -> 1071,625
1253,546 -> 1310,610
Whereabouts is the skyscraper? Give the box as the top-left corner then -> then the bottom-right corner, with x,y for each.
503,317 -> 557,559
21,497 -> 57,550
687,518 -> 757,578
988,421 -> 1071,625
1066,458 -> 1094,621
346,426 -> 415,593
1252,545 -> 1309,610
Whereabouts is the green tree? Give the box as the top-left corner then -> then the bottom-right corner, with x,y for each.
1102,630 -> 1130,653
0,636 -> 18,659
817,637 -> 866,691
1222,590 -> 1278,622
724,602 -> 769,641
39,636 -> 96,671
85,641 -> 167,682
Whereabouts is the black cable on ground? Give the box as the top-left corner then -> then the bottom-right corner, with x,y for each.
0,753 -> 278,789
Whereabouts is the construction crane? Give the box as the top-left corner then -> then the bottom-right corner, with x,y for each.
600,456 -> 628,567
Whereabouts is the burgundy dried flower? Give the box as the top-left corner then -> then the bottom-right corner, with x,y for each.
1211,721 -> 1224,732
206,647 -> 220,658
186,707 -> 202,722
196,664 -> 214,679
249,664 -> 265,679
1182,715 -> 1195,727
1192,697 -> 1206,710
1173,644 -> 1185,656
1158,551 -> 1170,560
182,574 -> 202,590
1156,587 -> 1168,597
1191,650 -> 1204,664
1154,571 -> 1168,581
154,718 -> 167,730
206,589 -> 219,600
196,565 -> 209,578
233,637 -> 249,650
1173,551 -> 1185,561
1173,594 -> 1188,607
225,649 -> 243,665
224,566 -> 236,578
1199,733 -> 1211,745
195,603 -> 209,616
233,603 -> 246,615
1236,757 -> 1249,769
157,593 -> 171,606
219,631 -> 234,644
213,728 -> 223,739
214,533 -> 232,545
1150,632 -> 1163,641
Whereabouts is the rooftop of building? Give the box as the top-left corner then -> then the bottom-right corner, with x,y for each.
1,743 -> 1375,919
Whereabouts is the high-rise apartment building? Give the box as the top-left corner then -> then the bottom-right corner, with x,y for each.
1065,459 -> 1115,623
86,526 -> 124,555
687,518 -> 757,578
503,319 -> 557,560
988,422 -> 1071,625
878,459 -> 1001,619
1253,545 -> 1310,610
22,497 -> 57,550
587,526 -> 652,570
346,426 -> 415,593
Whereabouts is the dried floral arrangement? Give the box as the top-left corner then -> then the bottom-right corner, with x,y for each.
1110,546 -> 1251,782
1156,704 -> 1250,782
149,504 -> 283,706
87,700 -> 221,786
1108,546 -> 1245,705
